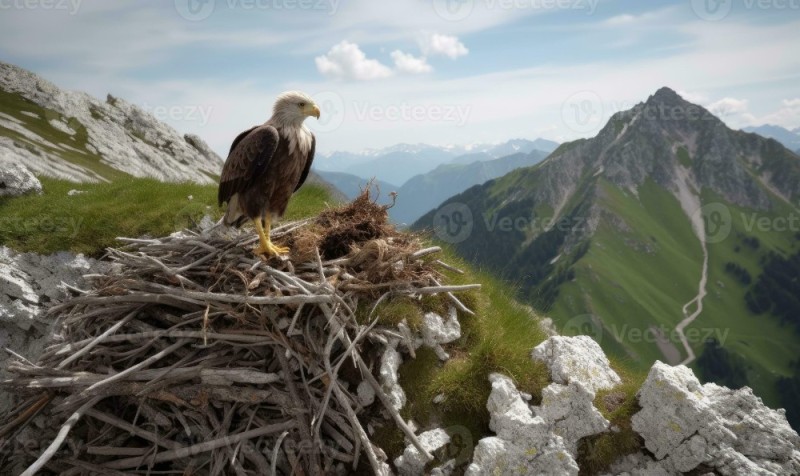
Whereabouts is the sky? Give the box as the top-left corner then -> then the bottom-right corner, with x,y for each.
0,0 -> 799,156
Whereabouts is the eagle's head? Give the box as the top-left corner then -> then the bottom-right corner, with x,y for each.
272,91 -> 321,126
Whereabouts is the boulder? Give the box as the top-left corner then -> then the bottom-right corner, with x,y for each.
394,428 -> 450,476
465,373 -> 579,475
0,160 -> 41,197
531,335 -> 621,393
632,361 -> 800,475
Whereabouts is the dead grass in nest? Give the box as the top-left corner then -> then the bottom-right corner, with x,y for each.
285,189 -> 430,295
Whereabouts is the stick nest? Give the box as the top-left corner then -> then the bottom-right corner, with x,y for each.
0,190 -> 478,475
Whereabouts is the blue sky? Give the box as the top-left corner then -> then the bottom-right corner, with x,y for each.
1,0 -> 798,156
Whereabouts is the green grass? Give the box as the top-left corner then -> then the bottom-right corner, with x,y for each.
0,177 -> 333,256
550,178 -> 702,367
677,146 -> 691,167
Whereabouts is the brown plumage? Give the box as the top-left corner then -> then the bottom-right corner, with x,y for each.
218,91 -> 320,256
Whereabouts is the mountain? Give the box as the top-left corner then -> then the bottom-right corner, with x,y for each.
314,170 -> 398,203
743,124 -> 800,151
390,149 -> 549,225
414,87 -> 800,414
0,62 -> 224,183
317,139 -> 558,185
448,138 -> 558,165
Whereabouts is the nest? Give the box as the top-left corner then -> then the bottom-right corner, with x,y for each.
0,191 -> 478,475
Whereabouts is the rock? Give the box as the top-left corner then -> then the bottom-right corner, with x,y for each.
421,307 -> 461,361
67,189 -> 86,196
602,452 -> 672,476
430,459 -> 456,475
631,361 -> 800,475
535,381 -> 610,455
0,61 -> 224,184
531,336 -> 621,393
0,246 -> 108,414
394,428 -> 450,476
357,380 -> 375,407
0,160 -> 41,197
465,373 -> 579,475
379,343 -> 406,411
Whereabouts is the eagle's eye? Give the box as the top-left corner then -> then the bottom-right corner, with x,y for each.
298,102 -> 306,108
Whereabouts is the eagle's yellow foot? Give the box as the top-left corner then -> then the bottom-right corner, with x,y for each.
254,241 -> 289,257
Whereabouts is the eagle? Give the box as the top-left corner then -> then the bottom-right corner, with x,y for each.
218,91 -> 320,257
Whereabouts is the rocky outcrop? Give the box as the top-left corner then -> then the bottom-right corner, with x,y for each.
464,337 -> 800,476
631,361 -> 800,475
0,159 -> 41,197
0,246 -> 108,413
465,373 -> 580,475
531,335 -> 621,393
0,62 -> 223,184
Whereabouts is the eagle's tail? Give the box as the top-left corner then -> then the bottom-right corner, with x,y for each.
223,194 -> 247,228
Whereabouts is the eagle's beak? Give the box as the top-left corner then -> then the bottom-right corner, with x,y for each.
304,103 -> 321,119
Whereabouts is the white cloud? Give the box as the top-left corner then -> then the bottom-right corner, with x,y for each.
419,33 -> 469,59
707,97 -> 750,117
315,41 -> 393,81
391,50 -> 432,74
756,98 -> 800,129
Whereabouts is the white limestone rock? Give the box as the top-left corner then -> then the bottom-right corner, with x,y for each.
379,343 -> 406,411
357,380 -> 376,407
394,428 -> 449,476
531,335 -> 621,393
0,246 -> 108,414
602,452 -> 672,476
632,361 -> 800,475
0,160 -> 41,197
535,381 -> 610,456
0,61 -> 224,184
421,307 -> 461,361
465,373 -> 579,475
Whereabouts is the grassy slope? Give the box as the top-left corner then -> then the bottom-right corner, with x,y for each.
0,89 -> 126,181
2,177 -> 646,472
0,177 -> 332,256
551,179 -> 701,367
688,190 -> 800,405
549,178 -> 799,408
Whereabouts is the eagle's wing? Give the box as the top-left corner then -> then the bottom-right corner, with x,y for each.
218,125 -> 280,206
294,132 -> 316,192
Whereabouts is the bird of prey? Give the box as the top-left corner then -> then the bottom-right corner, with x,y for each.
218,91 -> 320,256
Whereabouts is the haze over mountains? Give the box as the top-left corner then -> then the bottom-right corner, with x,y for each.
743,124 -> 800,151
316,138 -> 558,224
415,87 -> 800,419
315,138 -> 558,185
